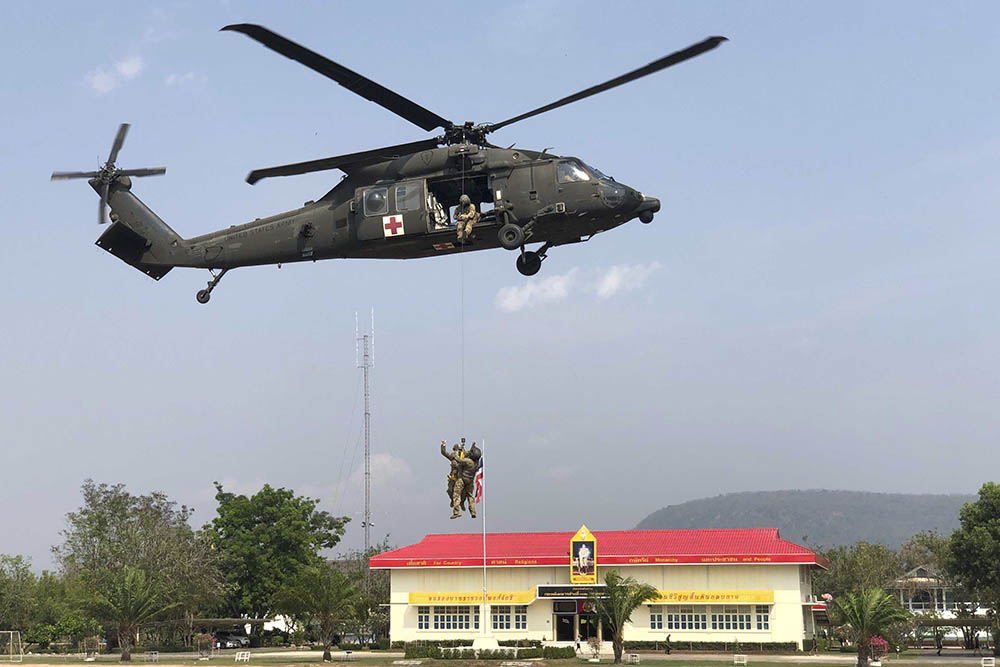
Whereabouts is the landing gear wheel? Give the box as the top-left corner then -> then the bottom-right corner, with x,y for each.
516,251 -> 542,276
639,210 -> 654,224
498,223 -> 525,250
196,268 -> 229,305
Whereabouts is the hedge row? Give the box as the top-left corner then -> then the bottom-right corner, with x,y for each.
402,644 -> 575,660
622,640 -> 799,653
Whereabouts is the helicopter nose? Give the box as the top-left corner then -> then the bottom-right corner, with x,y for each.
636,195 -> 660,224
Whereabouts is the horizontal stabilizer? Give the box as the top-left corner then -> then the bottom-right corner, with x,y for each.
96,222 -> 172,280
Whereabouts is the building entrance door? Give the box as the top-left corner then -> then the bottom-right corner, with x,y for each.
555,614 -> 575,641
579,613 -> 599,641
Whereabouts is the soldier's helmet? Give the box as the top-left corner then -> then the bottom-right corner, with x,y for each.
452,443 -> 462,452
459,194 -> 471,206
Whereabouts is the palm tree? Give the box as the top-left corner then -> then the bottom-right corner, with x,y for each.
833,588 -> 910,667
276,562 -> 358,662
88,567 -> 178,661
588,571 -> 659,664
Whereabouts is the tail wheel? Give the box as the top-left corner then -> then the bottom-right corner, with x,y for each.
498,223 -> 525,250
516,251 -> 542,276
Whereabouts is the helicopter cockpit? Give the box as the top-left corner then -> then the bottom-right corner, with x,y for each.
556,160 -> 614,184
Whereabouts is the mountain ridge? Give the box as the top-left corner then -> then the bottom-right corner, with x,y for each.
634,489 -> 975,548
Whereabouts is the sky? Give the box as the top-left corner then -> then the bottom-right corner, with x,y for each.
2,1 -> 999,571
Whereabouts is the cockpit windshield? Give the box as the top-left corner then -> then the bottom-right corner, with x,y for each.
584,162 -> 613,181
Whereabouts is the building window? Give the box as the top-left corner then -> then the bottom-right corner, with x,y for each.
711,606 -> 753,631
514,606 -> 527,630
417,606 -> 429,630
665,606 -> 707,630
649,605 -> 663,630
431,605 -> 479,630
755,605 -> 770,630
492,605 -> 511,630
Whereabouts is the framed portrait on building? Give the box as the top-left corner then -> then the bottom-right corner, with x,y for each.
570,525 -> 597,584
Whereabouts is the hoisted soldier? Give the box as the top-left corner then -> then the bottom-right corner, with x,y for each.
455,194 -> 479,243
440,439 -> 475,519
459,439 -> 481,518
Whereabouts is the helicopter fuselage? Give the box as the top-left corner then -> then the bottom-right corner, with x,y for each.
171,144 -> 659,270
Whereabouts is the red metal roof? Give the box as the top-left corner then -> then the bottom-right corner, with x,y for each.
370,528 -> 825,569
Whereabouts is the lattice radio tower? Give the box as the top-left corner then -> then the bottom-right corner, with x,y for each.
356,310 -> 375,555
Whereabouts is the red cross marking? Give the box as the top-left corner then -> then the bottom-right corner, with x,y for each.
384,216 -> 403,235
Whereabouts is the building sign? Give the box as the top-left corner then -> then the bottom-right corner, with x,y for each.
408,589 -> 536,605
537,585 -> 606,599
650,590 -> 775,604
571,525 -> 597,584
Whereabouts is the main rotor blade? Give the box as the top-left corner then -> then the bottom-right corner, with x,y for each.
246,138 -> 439,185
108,123 -> 130,165
486,36 -> 728,134
118,167 -> 167,178
222,24 -> 453,133
51,171 -> 101,181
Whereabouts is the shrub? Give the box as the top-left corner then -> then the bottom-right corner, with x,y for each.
543,646 -> 577,659
374,638 -> 391,650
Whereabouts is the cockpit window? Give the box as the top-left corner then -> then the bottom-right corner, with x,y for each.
584,162 -> 612,181
557,161 -> 592,183
364,187 -> 388,217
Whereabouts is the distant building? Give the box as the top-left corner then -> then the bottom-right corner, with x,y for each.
370,527 -> 828,648
889,565 -> 988,617
890,566 -> 957,614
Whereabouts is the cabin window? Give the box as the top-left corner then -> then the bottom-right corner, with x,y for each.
557,160 -> 591,183
364,187 -> 388,217
395,181 -> 422,212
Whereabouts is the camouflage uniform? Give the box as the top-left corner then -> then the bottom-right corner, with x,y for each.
455,198 -> 479,242
460,441 -> 482,518
441,441 -> 475,518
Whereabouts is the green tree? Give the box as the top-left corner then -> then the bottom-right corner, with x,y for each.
53,480 -> 224,648
948,481 -> 1000,655
833,588 -> 909,667
88,567 -> 178,662
812,542 -> 903,600
201,482 -> 349,627
0,555 -> 36,631
338,537 -> 394,643
275,562 -> 357,662
587,571 -> 658,664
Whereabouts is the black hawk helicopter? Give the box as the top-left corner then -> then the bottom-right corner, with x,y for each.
52,25 -> 726,303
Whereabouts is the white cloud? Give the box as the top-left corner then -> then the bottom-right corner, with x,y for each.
115,57 -> 144,80
84,68 -> 117,94
84,56 -> 145,95
495,269 -> 578,312
594,262 -> 662,299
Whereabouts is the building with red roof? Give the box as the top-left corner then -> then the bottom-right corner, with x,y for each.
370,526 -> 826,648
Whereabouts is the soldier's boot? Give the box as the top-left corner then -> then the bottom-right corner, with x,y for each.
469,506 -> 477,518
450,509 -> 461,519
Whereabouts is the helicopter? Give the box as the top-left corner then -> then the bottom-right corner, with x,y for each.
52,24 -> 726,304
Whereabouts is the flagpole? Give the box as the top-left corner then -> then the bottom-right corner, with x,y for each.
481,438 -> 487,637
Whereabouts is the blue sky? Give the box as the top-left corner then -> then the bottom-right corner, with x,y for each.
2,1 -> 999,569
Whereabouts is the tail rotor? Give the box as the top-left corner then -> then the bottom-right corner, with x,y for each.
51,123 -> 166,224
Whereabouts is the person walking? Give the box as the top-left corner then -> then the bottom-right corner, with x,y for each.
664,634 -> 672,655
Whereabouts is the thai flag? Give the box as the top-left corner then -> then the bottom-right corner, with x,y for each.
474,458 -> 484,503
